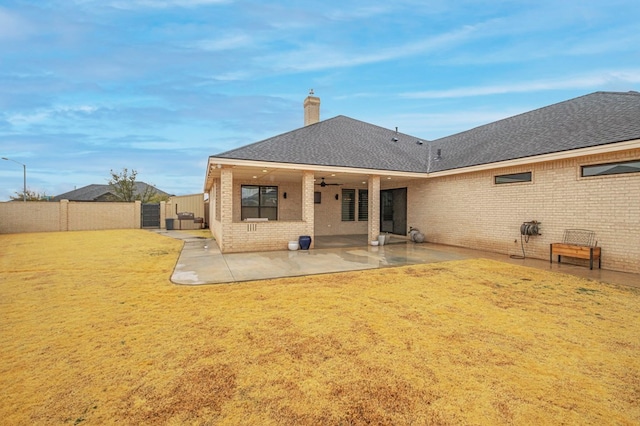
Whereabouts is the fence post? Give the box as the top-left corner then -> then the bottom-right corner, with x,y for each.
134,200 -> 142,229
160,201 -> 167,229
60,199 -> 69,231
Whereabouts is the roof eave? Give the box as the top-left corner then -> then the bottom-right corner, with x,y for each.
204,157 -> 427,191
204,138 -> 640,190
428,138 -> 640,178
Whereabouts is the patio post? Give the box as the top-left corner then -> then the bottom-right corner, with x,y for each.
368,175 -> 380,244
219,168 -> 233,252
302,171 -> 315,248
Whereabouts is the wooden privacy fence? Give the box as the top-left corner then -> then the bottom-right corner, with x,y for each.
0,200 -> 171,234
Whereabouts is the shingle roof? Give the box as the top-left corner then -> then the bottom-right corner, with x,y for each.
213,115 -> 430,173
211,91 -> 640,174
428,91 -> 640,172
53,182 -> 170,201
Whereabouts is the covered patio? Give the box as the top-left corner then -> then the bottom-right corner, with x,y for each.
204,161 -> 425,254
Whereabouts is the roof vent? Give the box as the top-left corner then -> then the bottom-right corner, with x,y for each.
416,140 -> 423,145
435,148 -> 442,160
392,137 -> 399,142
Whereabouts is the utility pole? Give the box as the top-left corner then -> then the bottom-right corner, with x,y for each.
2,157 -> 27,202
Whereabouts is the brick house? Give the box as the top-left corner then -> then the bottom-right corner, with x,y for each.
204,91 -> 640,273
53,182 -> 170,202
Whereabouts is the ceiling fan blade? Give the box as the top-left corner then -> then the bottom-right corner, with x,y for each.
314,177 -> 342,187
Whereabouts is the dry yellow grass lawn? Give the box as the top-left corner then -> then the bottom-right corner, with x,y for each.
1,230 -> 638,425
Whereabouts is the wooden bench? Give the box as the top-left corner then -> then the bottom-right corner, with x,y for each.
550,229 -> 601,270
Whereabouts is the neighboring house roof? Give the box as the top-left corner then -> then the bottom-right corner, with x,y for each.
211,91 -> 640,174
53,182 -> 170,201
214,115 -> 430,173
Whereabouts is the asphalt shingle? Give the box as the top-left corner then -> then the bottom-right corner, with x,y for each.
212,91 -> 640,174
214,116 -> 430,172
428,91 -> 640,172
53,182 -> 170,201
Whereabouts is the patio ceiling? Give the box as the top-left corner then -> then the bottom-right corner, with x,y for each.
205,159 -> 426,191
209,165 -> 415,188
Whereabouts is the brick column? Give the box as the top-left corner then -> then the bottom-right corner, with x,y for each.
134,200 -> 142,229
219,169 -> 233,252
210,181 -> 217,222
368,176 -> 380,244
302,171 -> 315,247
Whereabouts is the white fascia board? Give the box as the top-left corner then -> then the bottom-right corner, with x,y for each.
207,157 -> 427,178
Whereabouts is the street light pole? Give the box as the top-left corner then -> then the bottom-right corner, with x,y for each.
2,157 -> 27,202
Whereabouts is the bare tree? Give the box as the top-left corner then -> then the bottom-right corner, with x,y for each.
108,168 -> 158,203
9,188 -> 49,201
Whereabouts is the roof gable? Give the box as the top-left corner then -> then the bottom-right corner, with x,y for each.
213,115 -> 430,173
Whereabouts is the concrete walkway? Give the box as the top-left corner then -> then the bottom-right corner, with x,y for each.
153,230 -> 640,288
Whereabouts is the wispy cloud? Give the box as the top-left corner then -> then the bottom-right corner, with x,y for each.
193,33 -> 254,51
6,105 -> 99,127
440,24 -> 640,66
378,109 -> 529,140
208,71 -> 252,81
0,7 -> 34,40
260,23 -> 482,73
325,5 -> 391,21
75,0 -> 231,9
333,92 -> 382,100
400,70 -> 640,99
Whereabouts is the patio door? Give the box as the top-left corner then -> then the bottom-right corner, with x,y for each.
380,188 -> 407,235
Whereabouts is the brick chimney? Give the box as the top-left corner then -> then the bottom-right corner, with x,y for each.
304,89 -> 320,126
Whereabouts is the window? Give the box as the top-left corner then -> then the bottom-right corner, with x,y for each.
494,172 -> 532,184
314,191 -> 321,204
358,189 -> 368,221
581,160 -> 640,177
241,185 -> 278,220
342,189 -> 355,221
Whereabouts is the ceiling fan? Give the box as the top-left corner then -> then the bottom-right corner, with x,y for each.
315,177 -> 342,187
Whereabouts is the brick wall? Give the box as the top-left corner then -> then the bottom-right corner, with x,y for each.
216,174 -> 314,252
224,221 -> 313,253
314,186 -> 368,236
408,149 -> 640,273
0,201 -> 61,233
67,201 -> 141,231
0,200 -> 143,233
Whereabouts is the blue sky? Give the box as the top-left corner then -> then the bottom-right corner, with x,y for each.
1,0 -> 639,200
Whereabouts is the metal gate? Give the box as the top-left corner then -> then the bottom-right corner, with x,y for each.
141,203 -> 161,228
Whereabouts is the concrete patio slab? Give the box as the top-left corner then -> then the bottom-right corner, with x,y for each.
152,230 -> 640,288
